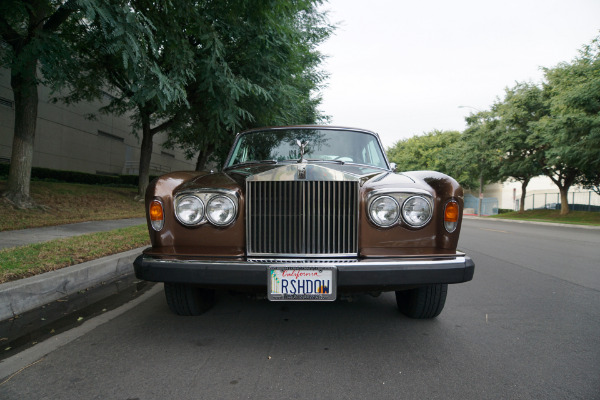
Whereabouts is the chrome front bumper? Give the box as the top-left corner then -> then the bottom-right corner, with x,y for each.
134,254 -> 475,292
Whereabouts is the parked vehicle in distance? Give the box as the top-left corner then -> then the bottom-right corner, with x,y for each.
134,126 -> 474,318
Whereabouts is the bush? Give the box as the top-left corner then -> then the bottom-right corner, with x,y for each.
0,163 -> 8,178
0,164 -> 157,187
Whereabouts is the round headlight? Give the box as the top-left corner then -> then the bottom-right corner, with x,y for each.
206,195 -> 236,226
369,196 -> 400,227
402,196 -> 432,227
175,195 -> 204,225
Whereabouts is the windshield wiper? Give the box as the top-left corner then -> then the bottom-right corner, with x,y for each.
305,159 -> 345,165
234,159 -> 278,167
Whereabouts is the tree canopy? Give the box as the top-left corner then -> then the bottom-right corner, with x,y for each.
386,129 -> 477,186
535,37 -> 600,211
387,34 -> 600,215
1,0 -> 333,203
490,83 -> 548,211
1,0 -> 185,206
164,0 -> 333,170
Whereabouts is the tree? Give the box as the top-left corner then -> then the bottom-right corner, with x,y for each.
387,129 -> 465,176
581,171 -> 600,196
492,83 -> 548,212
453,111 -> 503,215
535,35 -> 600,215
165,0 -> 333,171
61,0 -> 193,197
0,0 -> 180,207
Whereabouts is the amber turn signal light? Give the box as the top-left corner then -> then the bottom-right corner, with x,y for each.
444,201 -> 459,233
444,201 -> 459,222
150,200 -> 164,231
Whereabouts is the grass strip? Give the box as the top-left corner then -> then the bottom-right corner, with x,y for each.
0,181 -> 144,231
488,210 -> 600,226
0,225 -> 150,284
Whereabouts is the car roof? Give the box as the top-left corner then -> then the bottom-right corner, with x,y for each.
236,125 -> 382,140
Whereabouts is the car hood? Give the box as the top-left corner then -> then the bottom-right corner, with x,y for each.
176,163 -> 423,195
223,163 -> 402,185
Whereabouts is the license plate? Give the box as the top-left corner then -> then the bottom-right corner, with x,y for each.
268,266 -> 337,301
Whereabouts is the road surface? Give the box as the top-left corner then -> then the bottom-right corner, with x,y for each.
1,218 -> 599,399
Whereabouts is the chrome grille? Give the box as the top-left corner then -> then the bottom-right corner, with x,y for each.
246,181 -> 359,256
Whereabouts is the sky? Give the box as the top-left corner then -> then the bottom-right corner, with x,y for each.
317,0 -> 600,148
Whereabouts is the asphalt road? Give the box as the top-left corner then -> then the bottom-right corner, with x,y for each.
1,219 -> 599,399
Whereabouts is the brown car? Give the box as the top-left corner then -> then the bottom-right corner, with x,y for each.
134,126 -> 474,318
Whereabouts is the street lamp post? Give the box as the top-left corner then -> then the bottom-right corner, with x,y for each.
459,105 -> 484,217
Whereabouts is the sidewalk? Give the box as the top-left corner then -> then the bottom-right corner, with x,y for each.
0,217 -> 146,250
0,218 -> 147,321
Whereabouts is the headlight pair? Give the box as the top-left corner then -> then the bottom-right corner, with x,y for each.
368,194 -> 433,228
175,191 -> 238,227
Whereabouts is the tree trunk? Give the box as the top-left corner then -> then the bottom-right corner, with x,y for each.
559,187 -> 570,216
3,60 -> 39,208
519,178 -> 530,213
137,111 -> 153,198
195,143 -> 215,171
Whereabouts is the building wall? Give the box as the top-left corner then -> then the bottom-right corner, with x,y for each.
0,68 -> 196,176
482,177 -> 599,211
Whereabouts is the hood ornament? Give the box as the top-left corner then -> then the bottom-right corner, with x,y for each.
297,164 -> 307,179
296,139 -> 309,163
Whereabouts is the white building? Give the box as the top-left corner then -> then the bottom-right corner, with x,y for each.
483,177 -> 599,212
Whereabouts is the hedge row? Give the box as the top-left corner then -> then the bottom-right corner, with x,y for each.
0,164 -> 158,186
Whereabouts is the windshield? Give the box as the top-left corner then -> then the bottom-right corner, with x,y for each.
226,128 -> 389,169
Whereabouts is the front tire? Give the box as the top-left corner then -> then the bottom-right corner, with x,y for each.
395,284 -> 448,319
164,283 -> 215,316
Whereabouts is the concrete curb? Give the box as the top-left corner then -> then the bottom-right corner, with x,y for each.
0,247 -> 145,322
463,215 -> 600,230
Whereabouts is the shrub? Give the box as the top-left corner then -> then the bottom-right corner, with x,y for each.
0,164 -> 158,187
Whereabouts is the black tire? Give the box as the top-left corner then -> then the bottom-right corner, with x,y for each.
395,284 -> 448,319
164,283 -> 215,316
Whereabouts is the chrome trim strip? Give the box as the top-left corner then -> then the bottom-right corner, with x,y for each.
247,258 -> 359,263
248,252 -> 358,258
142,255 -> 469,268
177,188 -> 240,197
366,188 -> 432,200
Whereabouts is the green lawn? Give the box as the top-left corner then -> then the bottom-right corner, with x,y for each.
0,180 -> 144,231
0,180 -> 150,283
488,210 -> 600,226
0,225 -> 150,283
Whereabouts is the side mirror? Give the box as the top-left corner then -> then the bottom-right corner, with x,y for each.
389,162 -> 397,172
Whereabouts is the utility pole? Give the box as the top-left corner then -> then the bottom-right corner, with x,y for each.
459,105 -> 485,217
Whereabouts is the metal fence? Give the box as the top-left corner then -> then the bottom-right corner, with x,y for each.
464,194 -> 499,216
516,191 -> 600,212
